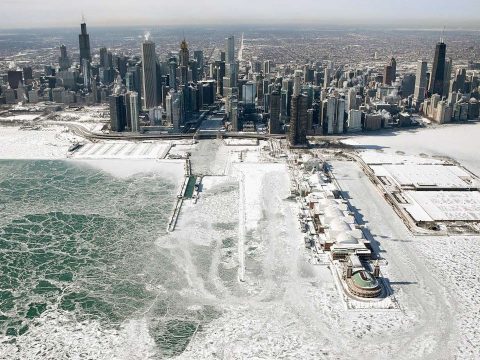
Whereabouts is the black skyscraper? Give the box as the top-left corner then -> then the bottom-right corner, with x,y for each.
79,22 -> 91,65
23,67 -> 33,82
269,89 -> 281,134
289,94 -> 308,146
7,70 -> 23,89
429,41 -> 446,96
109,94 -> 126,132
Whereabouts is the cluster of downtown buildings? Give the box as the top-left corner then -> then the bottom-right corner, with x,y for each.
0,23 -> 479,146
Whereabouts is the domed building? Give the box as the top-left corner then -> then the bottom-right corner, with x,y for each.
330,231 -> 371,259
324,205 -> 345,223
344,255 -> 382,298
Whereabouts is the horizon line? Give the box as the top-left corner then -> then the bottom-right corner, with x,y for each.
1,21 -> 480,32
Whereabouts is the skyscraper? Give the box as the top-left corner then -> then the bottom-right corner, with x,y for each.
322,96 -> 345,135
289,70 -> 308,146
414,60 -> 428,104
383,57 -> 396,85
141,37 -> 158,110
269,89 -> 281,134
126,92 -> 140,132
390,57 -> 397,83
215,61 -> 225,96
193,50 -> 204,79
22,67 -> 33,82
126,66 -> 141,94
225,36 -> 235,65
169,57 -> 178,91
79,22 -> 91,65
443,58 -> 452,98
7,70 -> 23,89
324,68 -> 331,88
82,59 -> 90,89
256,76 -> 264,107
429,41 -> 447,96
226,62 -> 238,88
347,88 -> 357,111
224,34 -> 238,90
59,45 -> 70,71
179,39 -> 189,86
166,90 -> 182,130
401,74 -> 416,98
230,96 -> 239,131
99,47 -> 108,68
263,60 -> 273,75
451,68 -> 467,94
242,82 -> 256,113
383,68 -> 392,86
109,94 -> 126,132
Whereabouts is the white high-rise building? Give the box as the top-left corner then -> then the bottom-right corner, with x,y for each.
127,92 -> 139,132
293,70 -> 302,96
323,96 -> 345,134
166,91 -> 182,131
443,58 -> 453,98
414,60 -> 428,104
141,38 -> 157,110
348,109 -> 362,132
347,88 -> 357,111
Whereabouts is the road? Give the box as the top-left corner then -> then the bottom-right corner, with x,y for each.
57,121 -> 286,142
330,159 -> 458,359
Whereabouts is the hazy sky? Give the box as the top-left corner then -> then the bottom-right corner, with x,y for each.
1,0 -> 479,29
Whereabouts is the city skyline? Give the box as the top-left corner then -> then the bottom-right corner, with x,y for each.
1,1 -> 480,358
1,0 -> 480,29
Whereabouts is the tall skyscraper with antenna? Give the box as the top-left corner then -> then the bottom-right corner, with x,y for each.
179,39 -> 189,86
141,35 -> 158,110
79,20 -> 91,65
429,40 -> 447,96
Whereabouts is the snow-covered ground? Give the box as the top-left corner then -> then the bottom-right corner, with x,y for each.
0,114 -> 41,123
223,138 -> 259,146
73,159 -> 185,181
177,143 -> 420,359
1,121 -> 479,358
330,159 -> 480,359
347,121 -> 480,176
54,106 -> 109,124
72,141 -> 171,159
0,125 -> 82,159
174,134 -> 480,359
0,124 -> 186,161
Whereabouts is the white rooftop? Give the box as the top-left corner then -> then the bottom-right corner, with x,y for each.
404,191 -> 480,222
374,164 -> 475,190
359,151 -> 446,166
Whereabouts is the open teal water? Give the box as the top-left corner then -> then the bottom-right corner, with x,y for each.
0,160 -> 222,357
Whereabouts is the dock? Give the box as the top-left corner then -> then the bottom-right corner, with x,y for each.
167,158 -> 202,232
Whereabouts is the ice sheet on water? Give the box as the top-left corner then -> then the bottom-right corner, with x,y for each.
0,160 -> 222,358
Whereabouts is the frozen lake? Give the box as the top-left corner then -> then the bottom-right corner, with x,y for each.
0,123 -> 479,359
348,121 -> 480,176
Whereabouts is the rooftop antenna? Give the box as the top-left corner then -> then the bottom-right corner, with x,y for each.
441,25 -> 446,43
82,12 -> 86,23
